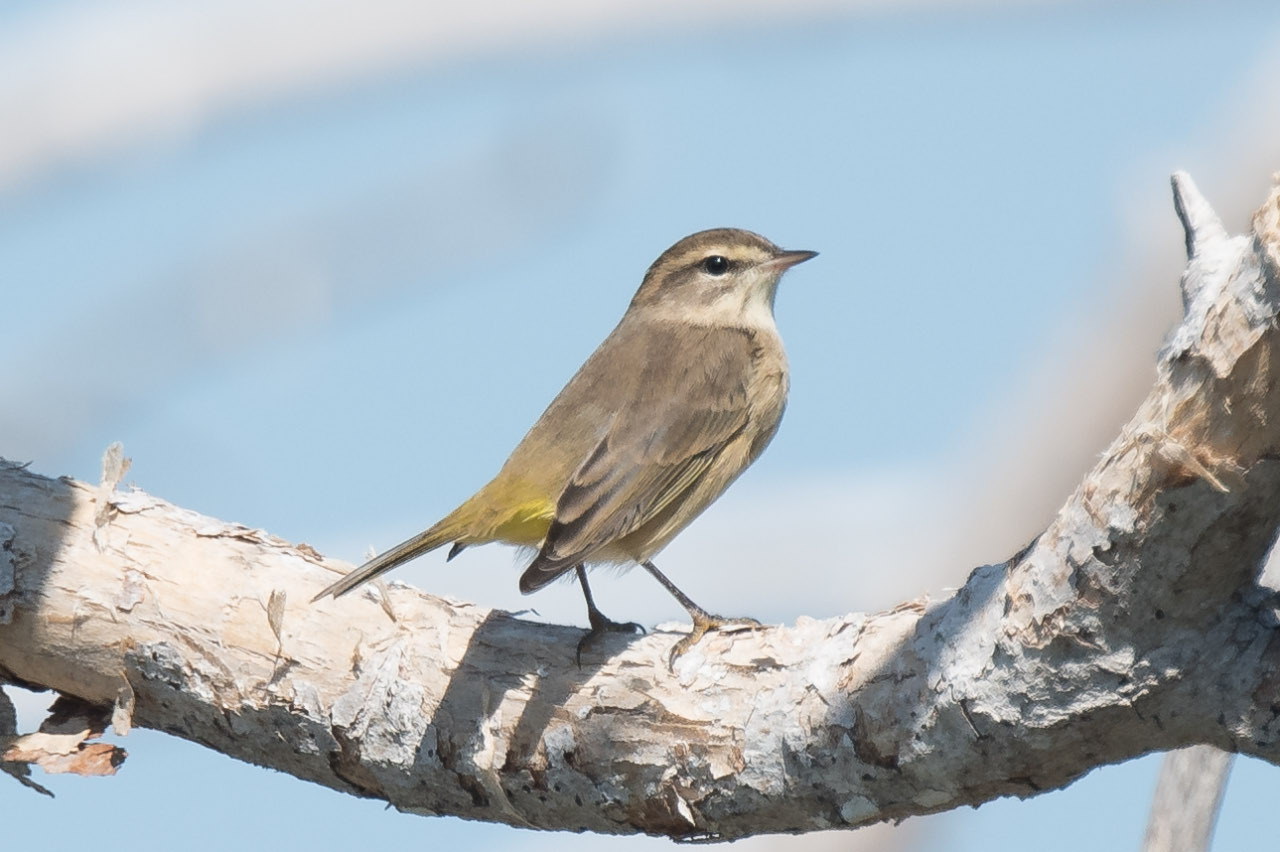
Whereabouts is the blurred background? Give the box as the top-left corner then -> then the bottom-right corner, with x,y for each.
4,0 -> 1280,848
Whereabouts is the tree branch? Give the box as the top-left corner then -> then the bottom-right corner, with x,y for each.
1142,745 -> 1234,852
2,173 -> 1280,840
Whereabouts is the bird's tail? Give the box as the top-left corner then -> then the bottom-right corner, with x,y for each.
311,520 -> 459,602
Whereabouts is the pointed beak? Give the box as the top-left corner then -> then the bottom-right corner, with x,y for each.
766,249 -> 818,271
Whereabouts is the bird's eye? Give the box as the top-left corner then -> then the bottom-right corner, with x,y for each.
700,255 -> 730,276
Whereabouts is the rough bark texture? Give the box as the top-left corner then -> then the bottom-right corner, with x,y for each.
2,173 -> 1280,841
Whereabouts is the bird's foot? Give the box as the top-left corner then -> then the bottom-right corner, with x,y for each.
667,612 -> 763,671
576,612 -> 646,667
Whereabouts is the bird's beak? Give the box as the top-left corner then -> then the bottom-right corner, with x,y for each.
766,249 -> 818,271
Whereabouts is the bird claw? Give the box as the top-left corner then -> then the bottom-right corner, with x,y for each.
576,616 -> 646,667
667,614 -> 763,671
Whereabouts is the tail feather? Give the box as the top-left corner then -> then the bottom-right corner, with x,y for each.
311,522 -> 457,602
519,552 -> 577,594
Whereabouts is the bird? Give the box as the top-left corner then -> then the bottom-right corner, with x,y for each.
313,228 -> 816,666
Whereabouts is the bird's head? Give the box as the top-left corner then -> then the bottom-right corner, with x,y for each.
629,228 -> 817,328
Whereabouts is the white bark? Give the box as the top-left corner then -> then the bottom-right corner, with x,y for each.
3,173 -> 1280,841
1142,745 -> 1234,852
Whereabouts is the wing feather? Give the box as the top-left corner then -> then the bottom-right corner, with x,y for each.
519,324 -> 755,592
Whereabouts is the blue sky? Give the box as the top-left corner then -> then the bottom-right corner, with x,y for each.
4,1 -> 1280,849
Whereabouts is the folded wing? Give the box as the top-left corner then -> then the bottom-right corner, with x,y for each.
519,324 -> 755,592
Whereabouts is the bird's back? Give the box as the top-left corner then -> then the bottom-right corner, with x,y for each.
455,313 -> 785,555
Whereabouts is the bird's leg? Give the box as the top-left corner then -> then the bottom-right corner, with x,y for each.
575,565 -> 645,666
641,560 -> 762,668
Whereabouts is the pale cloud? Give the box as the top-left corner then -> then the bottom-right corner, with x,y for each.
0,0 -> 1062,193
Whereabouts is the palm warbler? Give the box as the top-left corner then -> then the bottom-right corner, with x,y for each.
314,228 -> 816,664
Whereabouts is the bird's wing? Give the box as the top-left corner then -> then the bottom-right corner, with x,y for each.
519,323 -> 755,592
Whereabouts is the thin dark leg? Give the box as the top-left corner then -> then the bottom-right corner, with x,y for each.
575,565 -> 644,666
641,560 -> 761,668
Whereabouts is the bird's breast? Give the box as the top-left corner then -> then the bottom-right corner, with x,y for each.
743,327 -> 789,432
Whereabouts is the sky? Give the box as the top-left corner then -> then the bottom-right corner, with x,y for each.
4,1 -> 1280,849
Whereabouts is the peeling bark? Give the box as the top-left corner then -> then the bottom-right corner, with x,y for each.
0,691 -> 125,786
2,732 -> 124,778
1,173 -> 1279,840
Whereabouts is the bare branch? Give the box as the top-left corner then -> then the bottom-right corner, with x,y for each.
1142,745 -> 1234,852
1172,171 -> 1229,264
1,175 -> 1279,840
